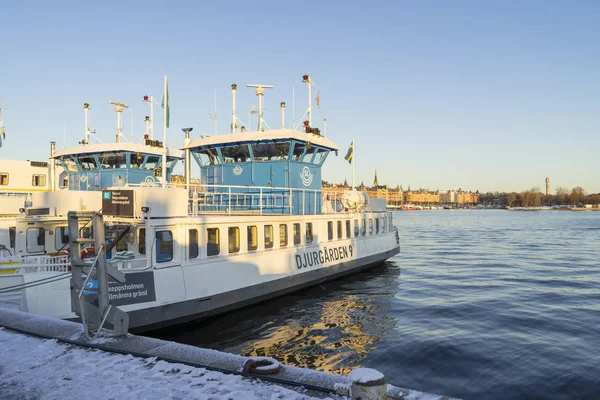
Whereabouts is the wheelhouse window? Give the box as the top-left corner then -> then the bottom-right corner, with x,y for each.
229,227 -> 240,253
328,221 -> 333,240
337,221 -> 342,239
195,149 -> 220,166
144,155 -> 160,170
189,229 -> 199,259
279,224 -> 288,247
0,173 -> 8,186
346,220 -> 351,238
313,148 -> 329,165
26,228 -> 45,253
301,147 -> 317,163
248,226 -> 258,251
354,220 -> 359,237
207,228 -> 220,256
291,142 -> 306,161
32,174 -> 46,187
369,219 -> 373,235
293,223 -> 301,245
221,145 -> 251,163
55,226 -> 69,250
78,156 -> 98,170
306,223 -> 313,243
139,228 -> 146,254
155,230 -> 173,263
264,225 -> 274,249
252,142 -> 290,161
99,152 -> 127,169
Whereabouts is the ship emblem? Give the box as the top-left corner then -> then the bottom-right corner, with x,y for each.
301,166 -> 313,186
233,165 -> 243,176
79,173 -> 88,183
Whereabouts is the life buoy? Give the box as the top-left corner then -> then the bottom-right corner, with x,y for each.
80,247 -> 95,259
57,248 -> 70,256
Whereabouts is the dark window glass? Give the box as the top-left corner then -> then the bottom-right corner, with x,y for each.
156,230 -> 173,263
189,229 -> 199,259
207,228 -> 220,256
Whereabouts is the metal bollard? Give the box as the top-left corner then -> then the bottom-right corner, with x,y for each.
348,368 -> 387,400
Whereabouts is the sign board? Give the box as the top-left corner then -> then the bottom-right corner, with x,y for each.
102,190 -> 134,217
108,271 -> 156,306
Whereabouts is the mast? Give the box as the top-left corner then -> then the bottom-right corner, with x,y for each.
109,100 -> 129,143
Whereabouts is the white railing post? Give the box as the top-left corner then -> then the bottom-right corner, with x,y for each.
289,188 -> 293,215
228,186 -> 231,215
259,188 -> 263,215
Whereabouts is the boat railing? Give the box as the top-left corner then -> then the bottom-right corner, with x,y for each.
186,184 -> 347,216
0,255 -> 70,274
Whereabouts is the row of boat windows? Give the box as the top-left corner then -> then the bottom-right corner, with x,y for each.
150,214 -> 392,263
58,154 -> 176,172
0,173 -> 46,187
196,141 -> 329,165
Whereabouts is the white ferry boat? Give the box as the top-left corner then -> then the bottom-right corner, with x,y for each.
0,78 -> 400,332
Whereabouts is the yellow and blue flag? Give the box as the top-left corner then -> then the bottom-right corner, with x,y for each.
344,140 -> 353,164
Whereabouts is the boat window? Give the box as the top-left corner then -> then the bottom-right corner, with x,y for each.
306,223 -> 313,244
389,214 -> 393,228
130,153 -> 144,169
354,220 -> 359,237
32,174 -> 46,187
55,226 -> 69,250
228,227 -> 240,253
252,142 -> 290,161
78,156 -> 98,170
99,152 -> 127,169
26,227 -> 45,253
0,173 -> 8,186
207,228 -> 220,256
279,224 -> 288,247
9,227 -> 16,249
328,221 -> 333,240
337,221 -> 342,239
155,230 -> 173,263
221,145 -> 251,163
345,220 -> 351,238
369,219 -> 373,234
59,156 -> 78,172
313,148 -> 329,165
196,149 -> 220,166
301,146 -> 317,163
189,229 -> 199,259
264,225 -> 274,249
291,142 -> 305,161
382,217 -> 386,233
293,223 -> 301,245
375,218 -> 380,234
248,226 -> 258,251
361,219 -> 366,236
144,155 -> 160,170
139,228 -> 146,254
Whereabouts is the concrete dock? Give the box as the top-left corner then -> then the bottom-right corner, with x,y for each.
0,308 -> 458,400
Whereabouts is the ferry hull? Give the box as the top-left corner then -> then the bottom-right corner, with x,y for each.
127,246 -> 399,333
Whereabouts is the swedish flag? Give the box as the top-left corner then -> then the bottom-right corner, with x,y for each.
344,140 -> 353,164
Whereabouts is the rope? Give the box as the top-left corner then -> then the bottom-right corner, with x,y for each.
0,273 -> 70,294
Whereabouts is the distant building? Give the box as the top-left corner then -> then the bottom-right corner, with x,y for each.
545,177 -> 550,196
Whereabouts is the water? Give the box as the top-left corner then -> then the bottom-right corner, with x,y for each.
154,210 -> 600,400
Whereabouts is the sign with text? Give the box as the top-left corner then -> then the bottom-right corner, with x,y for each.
108,271 -> 156,306
102,190 -> 134,217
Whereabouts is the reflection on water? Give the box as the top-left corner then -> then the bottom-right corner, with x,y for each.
153,262 -> 400,375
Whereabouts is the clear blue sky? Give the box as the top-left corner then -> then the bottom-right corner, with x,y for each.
1,1 -> 598,193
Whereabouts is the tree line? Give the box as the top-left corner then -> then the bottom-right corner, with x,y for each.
479,187 -> 600,207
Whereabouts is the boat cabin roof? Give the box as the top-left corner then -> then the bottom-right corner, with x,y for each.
52,142 -> 183,159
184,128 -> 338,151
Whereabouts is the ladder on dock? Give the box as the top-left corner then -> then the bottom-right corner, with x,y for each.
68,211 -> 129,339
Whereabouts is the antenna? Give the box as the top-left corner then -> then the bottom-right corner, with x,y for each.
109,100 -> 129,143
83,103 -> 91,144
246,84 -> 274,131
143,95 -> 158,139
209,90 -> 217,134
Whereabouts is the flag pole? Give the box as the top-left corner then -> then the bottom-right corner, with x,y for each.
352,136 -> 355,190
162,75 -> 168,188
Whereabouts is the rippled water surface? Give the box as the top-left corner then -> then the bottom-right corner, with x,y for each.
155,210 -> 600,399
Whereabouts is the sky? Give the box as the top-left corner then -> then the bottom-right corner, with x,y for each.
1,0 -> 598,193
